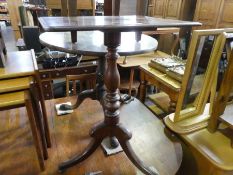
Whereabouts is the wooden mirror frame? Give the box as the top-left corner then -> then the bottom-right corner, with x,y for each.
164,29 -> 232,134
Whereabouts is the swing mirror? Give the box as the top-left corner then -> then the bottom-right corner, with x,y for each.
169,29 -> 227,123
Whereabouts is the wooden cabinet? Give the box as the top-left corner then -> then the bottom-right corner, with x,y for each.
46,0 -> 95,15
194,0 -> 233,29
153,0 -> 166,18
217,0 -> 233,28
149,0 -> 196,21
164,0 -> 182,19
147,0 -> 155,16
6,0 -> 22,40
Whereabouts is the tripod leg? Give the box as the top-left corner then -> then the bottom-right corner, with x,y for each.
58,137 -> 103,173
115,125 -> 159,175
59,89 -> 96,111
71,89 -> 96,109
58,122 -> 108,173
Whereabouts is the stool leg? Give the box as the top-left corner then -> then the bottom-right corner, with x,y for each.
30,87 -> 48,159
25,92 -> 45,171
35,80 -> 52,147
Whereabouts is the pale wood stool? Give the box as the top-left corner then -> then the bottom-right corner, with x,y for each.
0,50 -> 51,148
0,77 -> 48,159
0,90 -> 45,170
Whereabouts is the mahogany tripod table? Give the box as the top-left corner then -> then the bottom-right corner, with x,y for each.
39,16 -> 201,175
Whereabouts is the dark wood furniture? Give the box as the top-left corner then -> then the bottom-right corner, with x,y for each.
38,15 -> 200,174
66,73 -> 96,96
39,31 -> 158,99
39,31 -> 157,56
38,61 -> 98,100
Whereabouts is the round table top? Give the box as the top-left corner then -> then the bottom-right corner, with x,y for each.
39,31 -> 158,56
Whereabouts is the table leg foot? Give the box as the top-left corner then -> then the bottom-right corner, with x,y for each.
58,137 -> 103,172
58,122 -> 107,172
115,124 -> 159,175
110,136 -> 119,148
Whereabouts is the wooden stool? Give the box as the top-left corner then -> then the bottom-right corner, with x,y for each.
0,50 -> 51,148
0,77 -> 49,167
0,90 -> 45,170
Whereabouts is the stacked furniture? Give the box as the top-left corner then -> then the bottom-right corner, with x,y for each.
0,50 -> 51,171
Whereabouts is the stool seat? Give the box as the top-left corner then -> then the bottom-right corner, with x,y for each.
0,91 -> 25,108
0,77 -> 32,93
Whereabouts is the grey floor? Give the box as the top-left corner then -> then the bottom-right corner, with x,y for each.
1,22 -> 18,52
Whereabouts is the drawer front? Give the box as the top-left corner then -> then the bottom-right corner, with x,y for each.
51,70 -> 65,78
67,66 -> 97,75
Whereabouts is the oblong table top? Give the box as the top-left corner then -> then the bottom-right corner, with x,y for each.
39,31 -> 158,56
38,16 -> 201,32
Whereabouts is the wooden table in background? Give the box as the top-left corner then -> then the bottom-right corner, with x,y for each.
139,64 -> 182,112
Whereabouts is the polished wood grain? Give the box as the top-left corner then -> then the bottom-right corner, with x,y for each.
0,77 -> 32,93
194,0 -> 233,29
39,31 -> 158,56
181,125 -> 233,174
0,51 -> 35,80
38,16 -> 201,32
0,90 -> 45,171
0,97 -> 183,175
0,50 -> 51,149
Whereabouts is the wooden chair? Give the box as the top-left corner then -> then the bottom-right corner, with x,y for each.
0,79 -> 46,171
66,73 -> 96,96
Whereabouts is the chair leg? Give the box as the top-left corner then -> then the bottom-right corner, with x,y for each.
25,91 -> 45,171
